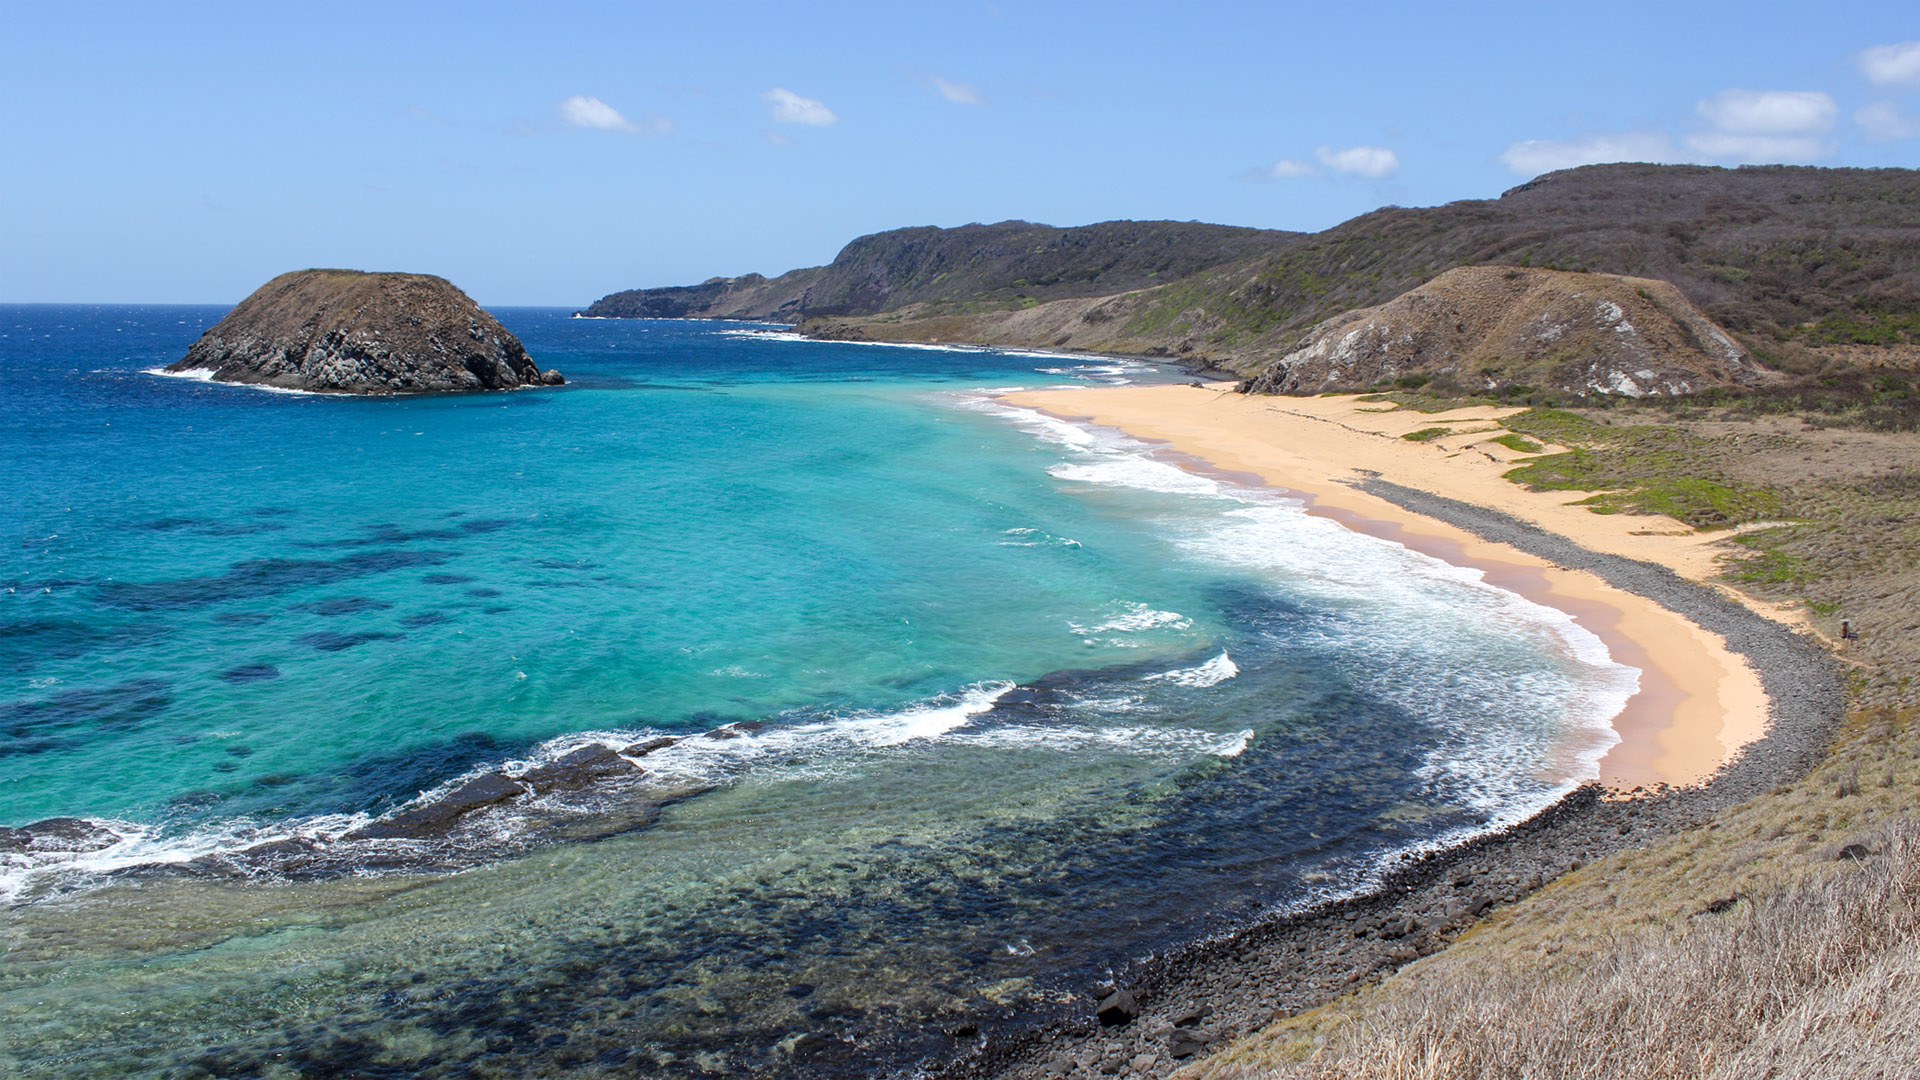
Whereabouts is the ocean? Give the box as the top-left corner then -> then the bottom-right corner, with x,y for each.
0,306 -> 1636,1077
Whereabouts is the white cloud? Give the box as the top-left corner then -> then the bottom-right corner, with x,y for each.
1314,144 -> 1399,178
1266,159 -> 1316,178
1859,41 -> 1920,87
558,95 -> 671,135
1500,87 -> 1848,176
914,72 -> 986,105
1497,132 -> 1683,175
762,87 -> 837,126
1695,88 -> 1836,135
1683,131 -> 1829,162
1683,89 -> 1836,163
1857,99 -> 1920,141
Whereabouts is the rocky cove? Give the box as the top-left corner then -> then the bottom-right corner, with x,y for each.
923,482 -> 1843,1080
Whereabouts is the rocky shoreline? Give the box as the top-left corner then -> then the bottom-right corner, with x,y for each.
924,478 -> 1843,1080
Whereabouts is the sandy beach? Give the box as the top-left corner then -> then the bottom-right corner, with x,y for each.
999,383 -> 1777,789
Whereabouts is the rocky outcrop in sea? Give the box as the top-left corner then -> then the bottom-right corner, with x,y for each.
168,269 -> 564,394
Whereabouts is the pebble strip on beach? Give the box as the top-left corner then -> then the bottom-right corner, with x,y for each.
929,478 -> 1844,1080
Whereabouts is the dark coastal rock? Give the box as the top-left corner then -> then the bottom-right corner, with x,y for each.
1094,989 -> 1140,1028
0,827 -> 26,853
348,773 -> 526,840
167,269 -> 564,395
622,736 -> 679,756
18,817 -> 122,852
516,744 -> 641,795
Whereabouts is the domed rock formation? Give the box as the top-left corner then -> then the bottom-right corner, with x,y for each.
169,269 -> 563,394
1242,266 -> 1769,398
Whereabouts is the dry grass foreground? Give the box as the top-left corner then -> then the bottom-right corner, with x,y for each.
1198,807 -> 1920,1079
1174,397 -> 1920,1080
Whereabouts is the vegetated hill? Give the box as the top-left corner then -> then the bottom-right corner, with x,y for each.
585,164 -> 1920,397
169,270 -> 563,394
1109,164 -> 1920,373
578,219 -> 1302,321
1239,267 -> 1768,397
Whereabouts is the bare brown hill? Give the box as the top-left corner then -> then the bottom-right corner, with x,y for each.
1240,267 -> 1768,397
171,270 -> 563,395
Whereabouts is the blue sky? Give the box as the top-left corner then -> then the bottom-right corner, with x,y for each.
6,1 -> 1917,304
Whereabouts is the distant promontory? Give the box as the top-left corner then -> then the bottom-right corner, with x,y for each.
169,270 -> 563,394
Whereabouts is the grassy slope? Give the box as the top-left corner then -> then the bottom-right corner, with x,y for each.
1180,405 -> 1920,1078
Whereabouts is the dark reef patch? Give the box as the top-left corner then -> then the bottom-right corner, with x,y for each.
213,611 -> 275,626
400,612 -> 450,628
96,549 -> 455,611
3,678 -> 173,757
296,631 -> 405,653
0,618 -> 171,670
218,663 -> 281,684
293,596 -> 393,617
422,573 -> 477,586
296,519 -> 515,550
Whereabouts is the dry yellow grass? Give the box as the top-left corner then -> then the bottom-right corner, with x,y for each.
1194,806 -> 1920,1080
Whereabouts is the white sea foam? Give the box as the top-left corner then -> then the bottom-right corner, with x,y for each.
975,399 -> 1642,809
1,668 -> 1267,901
1145,652 -> 1240,688
142,367 -> 326,396
947,722 -> 1254,759
0,811 -> 371,904
1069,602 -> 1193,635
712,330 -> 1150,382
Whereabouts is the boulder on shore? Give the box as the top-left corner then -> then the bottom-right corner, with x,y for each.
168,269 -> 563,394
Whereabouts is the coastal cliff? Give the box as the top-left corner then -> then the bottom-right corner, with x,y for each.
588,164 -> 1920,399
170,270 -> 563,394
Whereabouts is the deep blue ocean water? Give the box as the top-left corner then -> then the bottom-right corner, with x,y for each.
0,306 -> 1635,1078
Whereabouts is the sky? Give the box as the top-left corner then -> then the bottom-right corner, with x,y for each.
5,1 -> 1918,305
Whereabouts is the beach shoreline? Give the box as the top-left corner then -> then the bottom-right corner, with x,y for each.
928,383 -> 1844,1080
1000,382 -> 1776,790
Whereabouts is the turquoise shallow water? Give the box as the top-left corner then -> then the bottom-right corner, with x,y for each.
0,308 -> 1636,1077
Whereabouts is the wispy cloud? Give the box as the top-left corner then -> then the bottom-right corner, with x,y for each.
1315,145 -> 1400,178
1251,146 -> 1398,181
1857,100 -> 1920,142
403,105 -> 450,125
763,129 -> 795,146
920,72 -> 986,105
1265,159 -> 1316,179
762,88 -> 837,126
558,95 -> 672,135
1499,87 -> 1838,176
1859,41 -> 1920,88
1497,132 -> 1683,175
1684,89 -> 1835,163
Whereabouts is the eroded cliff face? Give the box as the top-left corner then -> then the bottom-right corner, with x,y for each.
170,270 -> 563,394
1240,267 -> 1765,397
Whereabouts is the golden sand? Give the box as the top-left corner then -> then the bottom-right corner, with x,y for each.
999,383 -> 1775,788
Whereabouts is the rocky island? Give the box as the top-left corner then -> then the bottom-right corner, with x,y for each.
169,269 -> 563,394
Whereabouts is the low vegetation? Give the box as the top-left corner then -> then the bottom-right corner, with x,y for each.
1499,410 -> 1784,528
1202,811 -> 1920,1080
